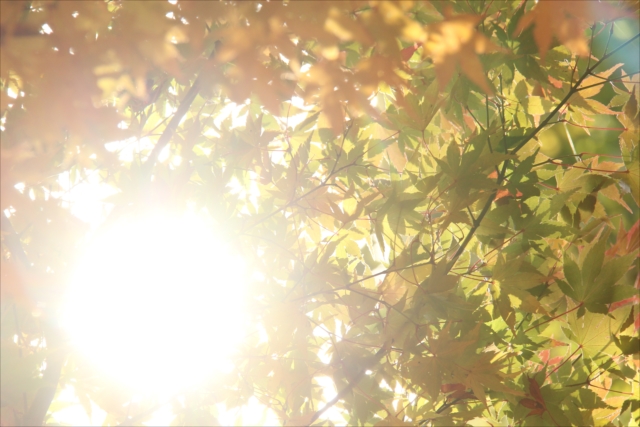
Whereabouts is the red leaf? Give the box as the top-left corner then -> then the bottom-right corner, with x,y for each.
526,376 -> 545,406
609,294 -> 640,312
401,43 -> 419,61
520,398 -> 542,409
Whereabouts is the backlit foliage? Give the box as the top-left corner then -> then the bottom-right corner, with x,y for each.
1,1 -> 639,426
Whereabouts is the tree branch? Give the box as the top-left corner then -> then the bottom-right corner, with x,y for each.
140,42 -> 220,179
446,34 -> 640,272
511,32 -> 640,155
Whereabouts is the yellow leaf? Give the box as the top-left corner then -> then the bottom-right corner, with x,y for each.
386,141 -> 407,172
579,63 -> 624,99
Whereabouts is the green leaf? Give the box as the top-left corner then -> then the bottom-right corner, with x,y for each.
545,188 -> 580,219
568,311 -> 615,358
446,141 -> 461,175
575,388 -> 609,410
588,253 -> 636,305
580,228 -> 609,287
523,96 -> 553,115
613,335 -> 640,355
562,253 -> 582,298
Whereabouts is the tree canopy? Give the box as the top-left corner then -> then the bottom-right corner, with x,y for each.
1,1 -> 639,426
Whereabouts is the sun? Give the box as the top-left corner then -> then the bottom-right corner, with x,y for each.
62,210 -> 248,394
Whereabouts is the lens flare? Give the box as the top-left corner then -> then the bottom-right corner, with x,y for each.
62,212 -> 247,394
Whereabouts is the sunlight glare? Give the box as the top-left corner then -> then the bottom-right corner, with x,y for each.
62,211 -> 248,394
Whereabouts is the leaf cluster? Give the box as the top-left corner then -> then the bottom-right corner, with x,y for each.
1,1 -> 639,426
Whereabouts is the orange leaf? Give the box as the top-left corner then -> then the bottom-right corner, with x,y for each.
548,75 -> 563,89
495,188 -> 511,201
440,383 -> 465,393
539,349 -> 550,364
549,356 -> 565,366
423,12 -> 499,94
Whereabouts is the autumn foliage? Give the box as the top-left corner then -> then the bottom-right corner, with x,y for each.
1,1 -> 639,426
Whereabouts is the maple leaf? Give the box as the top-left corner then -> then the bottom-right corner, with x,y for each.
423,11 -> 499,94
567,310 -> 623,358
